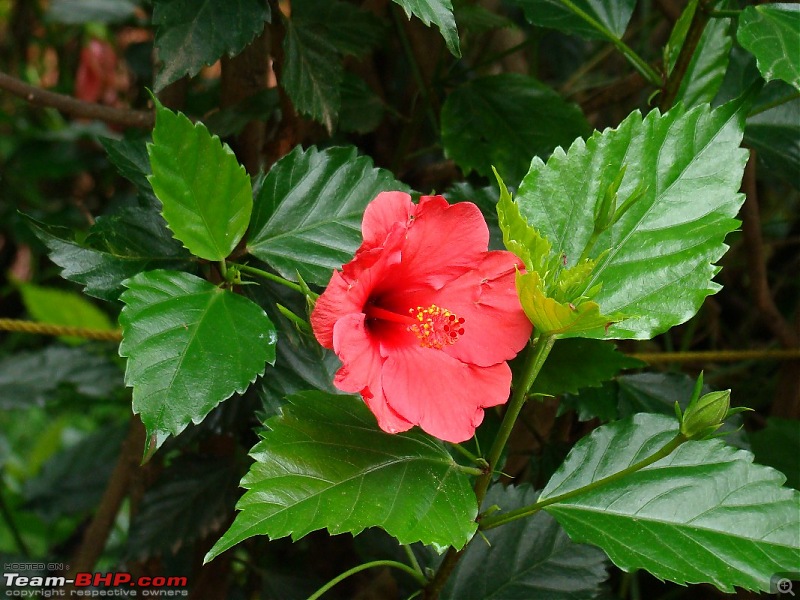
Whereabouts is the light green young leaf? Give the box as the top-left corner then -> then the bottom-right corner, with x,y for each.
516,272 -> 616,336
247,146 -> 407,286
147,99 -> 252,262
19,283 -> 115,345
205,392 -> 477,562
516,101 -> 748,339
442,74 -> 589,185
152,0 -> 271,91
738,4 -> 800,91
119,270 -> 276,454
391,0 -> 461,57
539,413 -> 800,593
442,485 -> 608,599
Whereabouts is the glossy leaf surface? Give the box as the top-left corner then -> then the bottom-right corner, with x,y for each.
442,485 -> 608,599
666,0 -> 732,107
515,102 -> 748,339
119,270 -> 276,452
738,4 -> 800,91
148,100 -> 252,261
205,391 -> 478,561
29,211 -> 194,303
247,146 -> 406,285
540,414 -> 800,592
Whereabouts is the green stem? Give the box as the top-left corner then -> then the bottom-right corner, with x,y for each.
307,560 -> 427,600
557,0 -> 661,86
423,335 -> 556,600
233,263 -> 305,294
456,464 -> 486,476
450,443 -> 488,468
403,545 -> 424,578
479,432 -> 688,530
474,334 -> 556,504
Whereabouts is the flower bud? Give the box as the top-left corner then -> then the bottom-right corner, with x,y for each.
680,390 -> 731,439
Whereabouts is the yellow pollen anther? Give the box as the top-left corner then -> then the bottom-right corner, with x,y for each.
407,304 -> 465,349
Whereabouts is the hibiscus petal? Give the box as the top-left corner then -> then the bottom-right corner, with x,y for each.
360,191 -> 415,252
434,251 -> 533,367
382,345 -> 512,443
394,196 -> 490,290
311,227 -> 406,349
332,313 -> 414,434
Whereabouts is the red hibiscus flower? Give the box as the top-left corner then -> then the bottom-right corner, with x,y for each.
311,192 -> 533,443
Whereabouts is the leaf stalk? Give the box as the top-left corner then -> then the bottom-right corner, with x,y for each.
307,560 -> 427,600
479,432 -> 688,530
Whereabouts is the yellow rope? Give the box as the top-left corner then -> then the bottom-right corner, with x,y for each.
0,318 -> 122,342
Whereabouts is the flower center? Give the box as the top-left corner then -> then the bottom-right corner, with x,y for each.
407,304 -> 465,349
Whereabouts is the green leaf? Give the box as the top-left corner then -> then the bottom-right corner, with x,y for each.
510,0 -> 635,40
119,270 -> 276,453
441,74 -> 589,185
338,73 -> 385,135
23,425 -> 127,522
204,88 -> 280,138
392,0 -> 461,57
539,413 -> 800,592
515,102 -> 748,339
282,15 -> 341,131
100,135 -> 159,207
747,94 -> 800,185
46,0 -> 136,24
247,145 -> 407,286
28,210 -> 194,303
18,282 -> 115,344
0,346 -> 121,410
148,99 -> 252,261
128,457 -> 240,558
281,0 -> 384,130
205,391 -> 478,561
666,0 -> 733,107
152,0 -> 271,91
442,484 -> 608,599
738,4 -> 800,91
750,418 -> 800,490
532,339 -> 642,396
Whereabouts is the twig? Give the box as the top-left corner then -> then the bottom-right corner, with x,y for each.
0,71 -> 154,129
68,417 -> 145,578
741,151 -> 799,349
